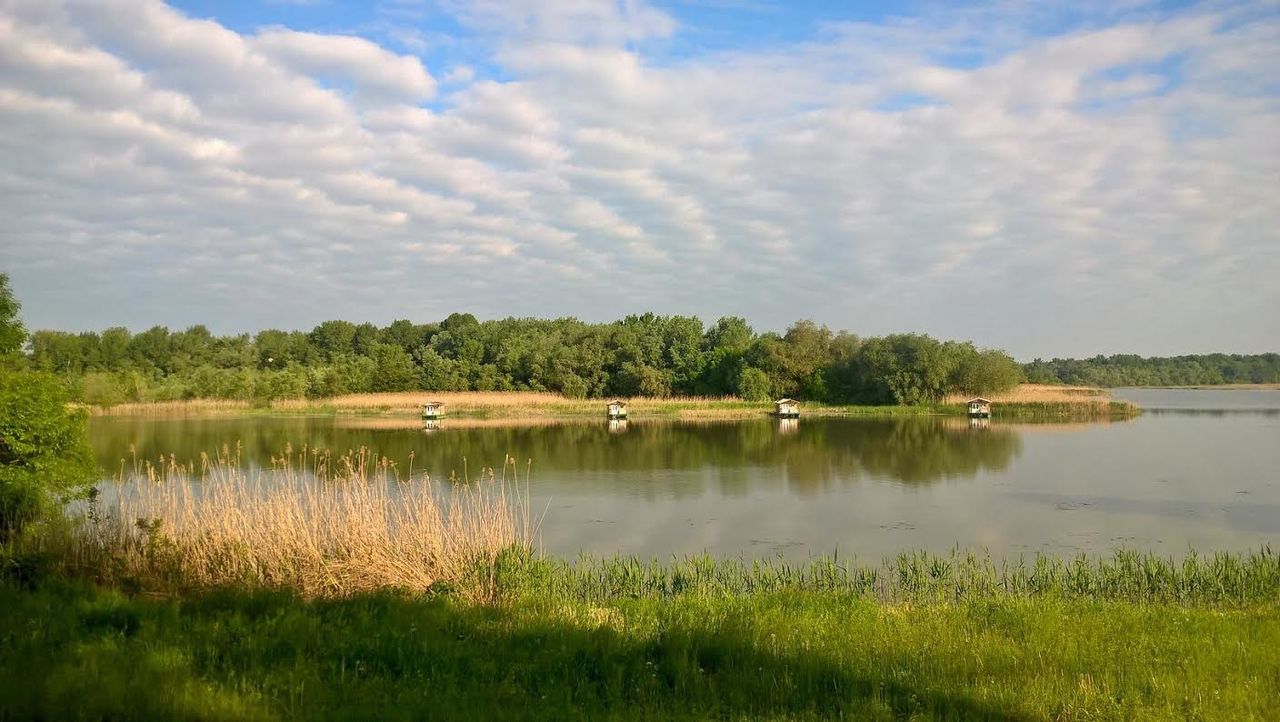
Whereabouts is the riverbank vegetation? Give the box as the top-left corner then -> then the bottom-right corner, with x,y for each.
6,466 -> 1279,719
25,312 -> 1024,407
87,384 -> 1136,423
0,273 -> 98,543
5,524 -> 1279,721
1025,352 -> 1280,386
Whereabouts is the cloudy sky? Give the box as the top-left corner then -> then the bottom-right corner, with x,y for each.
1,0 -> 1276,359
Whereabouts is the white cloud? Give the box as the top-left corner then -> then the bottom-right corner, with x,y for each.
253,27 -> 436,101
0,0 -> 1276,356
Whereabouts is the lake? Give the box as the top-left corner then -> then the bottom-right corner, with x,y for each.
87,389 -> 1280,561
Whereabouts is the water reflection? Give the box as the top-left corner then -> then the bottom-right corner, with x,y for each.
84,392 -> 1280,559
88,416 -> 1023,489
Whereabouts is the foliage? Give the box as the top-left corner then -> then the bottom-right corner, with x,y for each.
1025,353 -> 1280,386
31,314 -> 1028,405
0,371 -> 97,538
3,549 -> 1279,720
0,273 -> 24,358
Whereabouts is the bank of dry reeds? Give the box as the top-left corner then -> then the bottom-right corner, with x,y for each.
52,447 -> 530,600
941,383 -> 1110,404
91,391 -> 750,418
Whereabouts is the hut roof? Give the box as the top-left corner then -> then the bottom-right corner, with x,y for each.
967,397 -> 992,404
608,400 -> 628,407
775,398 -> 798,405
422,401 -> 445,407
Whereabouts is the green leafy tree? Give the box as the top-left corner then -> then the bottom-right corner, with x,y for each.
735,365 -> 772,401
368,343 -> 420,392
0,273 -> 24,357
0,278 -> 96,537
309,321 -> 358,362
0,372 -> 97,538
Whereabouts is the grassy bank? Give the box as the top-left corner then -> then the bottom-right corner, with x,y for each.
87,384 -> 1136,422
3,555 -> 1278,721
4,451 -> 1278,719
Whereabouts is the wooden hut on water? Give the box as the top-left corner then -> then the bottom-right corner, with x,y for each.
606,400 -> 628,419
773,398 -> 800,418
967,398 -> 992,418
421,401 -> 444,420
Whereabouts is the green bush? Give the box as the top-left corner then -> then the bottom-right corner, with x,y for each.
0,370 -> 97,539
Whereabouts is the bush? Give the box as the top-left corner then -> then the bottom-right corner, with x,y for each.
0,371 -> 98,539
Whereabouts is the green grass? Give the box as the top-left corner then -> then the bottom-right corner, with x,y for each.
495,548 -> 1280,607
1,580 -> 1276,721
3,548 -> 1279,720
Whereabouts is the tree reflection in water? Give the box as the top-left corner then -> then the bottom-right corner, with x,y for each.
89,416 -> 1022,494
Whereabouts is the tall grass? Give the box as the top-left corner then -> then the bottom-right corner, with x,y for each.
35,447 -> 530,600
942,383 -> 1110,404
91,391 -> 755,418
491,547 -> 1280,607
94,385 -> 1142,421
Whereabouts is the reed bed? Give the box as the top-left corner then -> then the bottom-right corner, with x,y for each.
494,547 -> 1280,607
942,383 -> 1109,404
92,391 -> 756,418
49,447 -> 530,600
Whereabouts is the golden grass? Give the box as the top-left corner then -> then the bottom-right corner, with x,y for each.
90,385 -> 1133,420
92,392 -> 757,418
54,447 -> 530,600
942,384 -> 1111,404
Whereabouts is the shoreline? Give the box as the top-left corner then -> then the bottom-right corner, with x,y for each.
86,384 -> 1139,421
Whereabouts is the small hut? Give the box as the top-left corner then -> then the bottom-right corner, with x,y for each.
606,400 -> 628,419
421,401 -> 445,420
967,397 -> 992,418
774,398 -> 800,418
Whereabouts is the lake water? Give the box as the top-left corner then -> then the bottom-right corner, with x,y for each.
87,389 -> 1280,561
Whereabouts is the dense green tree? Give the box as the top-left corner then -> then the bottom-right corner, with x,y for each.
613,361 -> 672,397
0,273 -> 24,358
308,321 -> 358,362
1023,353 -> 1279,387
0,279 -> 96,538
381,319 -> 436,354
127,326 -> 173,373
834,334 -> 957,405
705,316 -> 753,353
0,371 -> 97,539
735,365 -> 772,401
368,343 -> 420,392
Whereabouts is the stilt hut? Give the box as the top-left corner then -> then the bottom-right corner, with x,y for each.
606,400 -> 628,419
967,397 -> 992,418
773,398 -> 800,418
421,401 -> 444,420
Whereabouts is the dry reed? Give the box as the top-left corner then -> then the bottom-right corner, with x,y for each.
59,446 -> 531,600
942,383 -> 1111,404
92,391 -> 753,418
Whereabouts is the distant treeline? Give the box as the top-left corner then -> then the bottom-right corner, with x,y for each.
25,314 -> 1023,406
1024,354 -> 1280,387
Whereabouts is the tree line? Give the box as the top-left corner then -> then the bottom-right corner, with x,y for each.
1024,354 -> 1280,387
23,313 -> 1024,406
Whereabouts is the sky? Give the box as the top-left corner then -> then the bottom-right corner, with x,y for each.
0,0 -> 1277,360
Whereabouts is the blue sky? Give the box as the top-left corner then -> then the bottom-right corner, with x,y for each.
1,0 -> 1277,358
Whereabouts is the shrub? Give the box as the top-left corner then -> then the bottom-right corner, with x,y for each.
0,371 -> 97,539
